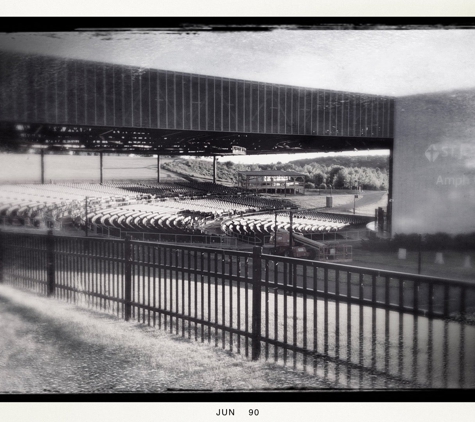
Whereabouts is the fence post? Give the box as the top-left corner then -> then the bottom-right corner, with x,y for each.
0,229 -> 4,284
124,235 -> 132,321
252,246 -> 262,361
46,229 -> 55,297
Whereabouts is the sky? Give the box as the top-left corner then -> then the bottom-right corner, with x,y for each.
0,27 -> 470,165
1,28 -> 475,97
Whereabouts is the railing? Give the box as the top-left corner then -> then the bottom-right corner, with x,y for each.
1,230 -> 474,389
300,230 -> 366,243
1,216 -> 63,231
88,224 -> 239,250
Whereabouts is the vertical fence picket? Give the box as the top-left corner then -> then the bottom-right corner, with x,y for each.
188,248 -> 192,339
313,265 -> 318,375
251,246 -> 262,361
214,250 -> 219,348
124,235 -> 132,321
384,276 -> 390,388
46,229 -> 55,297
2,231 -> 474,389
221,251 -> 225,348
335,269 -> 340,382
237,255 -> 242,354
175,248 -> 179,335
346,271 -> 352,387
459,286 -> 467,388
274,259 -> 279,363
323,267 -> 329,380
293,262 -> 298,370
182,249 -> 186,337
195,250 -> 199,341
229,254 -> 233,351
283,259 -> 288,365
358,272 -> 364,387
371,274 -> 377,388
207,251 -> 212,344
0,230 -> 4,284
302,263 -> 308,370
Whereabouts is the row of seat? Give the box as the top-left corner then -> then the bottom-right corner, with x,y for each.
220,195 -> 296,211
86,203 -> 208,234
104,181 -> 202,197
1,182 -> 358,238
175,180 -> 249,196
85,194 -> 283,234
0,183 -> 158,228
294,210 -> 369,225
221,212 -> 349,237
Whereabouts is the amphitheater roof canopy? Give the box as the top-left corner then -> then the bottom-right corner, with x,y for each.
0,51 -> 394,155
238,170 -> 306,177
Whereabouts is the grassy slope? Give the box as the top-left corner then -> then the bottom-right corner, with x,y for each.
0,284 -> 330,393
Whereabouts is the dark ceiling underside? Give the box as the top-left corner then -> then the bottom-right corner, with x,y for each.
0,122 -> 392,155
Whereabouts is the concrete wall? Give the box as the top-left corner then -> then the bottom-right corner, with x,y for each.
392,89 -> 475,235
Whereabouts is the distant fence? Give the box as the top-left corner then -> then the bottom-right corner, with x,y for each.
89,224 -> 239,250
1,230 -> 474,388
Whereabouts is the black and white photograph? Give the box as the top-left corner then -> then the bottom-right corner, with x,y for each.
0,22 -> 474,400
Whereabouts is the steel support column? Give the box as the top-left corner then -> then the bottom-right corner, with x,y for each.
213,156 -> 217,184
99,152 -> 103,184
387,141 -> 394,236
40,149 -> 45,184
157,155 -> 160,183
289,211 -> 293,248
85,196 -> 88,238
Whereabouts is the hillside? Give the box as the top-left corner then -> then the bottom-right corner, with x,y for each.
162,155 -> 389,191
288,155 -> 389,171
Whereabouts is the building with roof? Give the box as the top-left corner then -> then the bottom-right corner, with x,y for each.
237,170 -> 306,195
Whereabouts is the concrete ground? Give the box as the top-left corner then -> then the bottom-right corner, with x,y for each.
0,284 -> 336,394
287,191 -> 387,216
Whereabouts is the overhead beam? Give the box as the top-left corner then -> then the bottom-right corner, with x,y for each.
0,122 -> 392,156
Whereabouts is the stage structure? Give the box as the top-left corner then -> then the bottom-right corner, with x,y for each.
237,170 -> 306,195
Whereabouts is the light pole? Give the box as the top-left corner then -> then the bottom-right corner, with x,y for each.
353,194 -> 358,215
418,234 -> 422,274
289,210 -> 293,249
274,211 -> 278,251
84,196 -> 88,237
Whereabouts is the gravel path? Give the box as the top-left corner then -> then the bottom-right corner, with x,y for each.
0,285 -> 331,394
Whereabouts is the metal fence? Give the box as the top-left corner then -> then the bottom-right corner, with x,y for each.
1,230 -> 474,389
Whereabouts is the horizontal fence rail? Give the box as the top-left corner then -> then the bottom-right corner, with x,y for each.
1,230 -> 474,389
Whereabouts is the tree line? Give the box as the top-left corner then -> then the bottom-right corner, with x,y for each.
162,155 -> 389,191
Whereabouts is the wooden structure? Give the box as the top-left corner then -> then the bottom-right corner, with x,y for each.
237,170 -> 306,195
